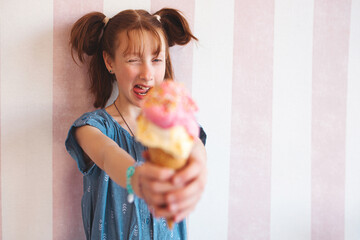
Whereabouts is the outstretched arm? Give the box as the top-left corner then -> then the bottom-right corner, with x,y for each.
75,125 -> 176,205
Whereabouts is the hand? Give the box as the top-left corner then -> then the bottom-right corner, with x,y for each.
132,161 -> 177,218
162,138 -> 207,222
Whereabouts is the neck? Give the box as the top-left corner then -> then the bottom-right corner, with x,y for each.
113,97 -> 141,120
112,97 -> 140,137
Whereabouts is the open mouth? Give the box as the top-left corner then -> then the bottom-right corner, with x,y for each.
134,84 -> 151,96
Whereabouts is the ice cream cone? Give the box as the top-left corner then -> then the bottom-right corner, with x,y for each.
147,147 -> 187,170
135,81 -> 200,229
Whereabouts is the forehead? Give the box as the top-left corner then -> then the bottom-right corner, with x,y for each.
117,29 -> 166,56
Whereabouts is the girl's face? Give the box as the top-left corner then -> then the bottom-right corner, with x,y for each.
104,29 -> 166,108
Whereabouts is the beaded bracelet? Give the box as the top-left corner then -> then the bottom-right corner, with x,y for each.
126,165 -> 136,203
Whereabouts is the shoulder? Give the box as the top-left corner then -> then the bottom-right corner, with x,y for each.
74,109 -> 113,127
71,109 -> 115,136
74,109 -> 110,124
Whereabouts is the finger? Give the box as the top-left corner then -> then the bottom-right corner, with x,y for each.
171,187 -> 203,223
132,164 -> 175,200
173,205 -> 196,223
141,179 -> 177,194
138,162 -> 175,181
166,179 -> 198,205
140,181 -> 170,206
142,192 -> 167,206
140,176 -> 185,207
171,160 -> 203,187
140,182 -> 168,206
168,191 -> 200,215
151,205 -> 175,219
170,167 -> 207,200
145,189 -> 198,220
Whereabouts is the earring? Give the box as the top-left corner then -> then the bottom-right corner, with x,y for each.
109,69 -> 113,73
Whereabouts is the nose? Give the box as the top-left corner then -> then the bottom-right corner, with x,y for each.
139,63 -> 154,81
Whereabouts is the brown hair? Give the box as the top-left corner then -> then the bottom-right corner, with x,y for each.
70,8 -> 197,108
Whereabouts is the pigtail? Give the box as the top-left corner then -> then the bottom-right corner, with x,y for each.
89,48 -> 115,108
70,12 -> 115,108
70,12 -> 106,63
154,8 -> 198,47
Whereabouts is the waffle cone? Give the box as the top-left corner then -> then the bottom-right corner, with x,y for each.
147,147 -> 188,229
147,148 -> 187,170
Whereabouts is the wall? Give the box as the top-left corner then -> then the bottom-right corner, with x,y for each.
0,0 -> 359,239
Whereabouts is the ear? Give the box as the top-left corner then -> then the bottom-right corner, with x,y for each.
103,51 -> 113,71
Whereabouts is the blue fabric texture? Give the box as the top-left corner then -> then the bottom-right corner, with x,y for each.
65,109 -> 206,240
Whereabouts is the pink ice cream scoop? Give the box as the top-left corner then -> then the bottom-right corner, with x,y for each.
141,81 -> 199,138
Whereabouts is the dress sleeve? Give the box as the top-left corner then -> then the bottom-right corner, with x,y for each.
199,126 -> 207,145
65,111 -> 109,175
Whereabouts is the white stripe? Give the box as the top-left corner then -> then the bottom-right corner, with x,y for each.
271,0 -> 313,239
189,0 -> 234,239
103,0 -> 150,17
345,0 -> 360,239
0,0 -> 53,239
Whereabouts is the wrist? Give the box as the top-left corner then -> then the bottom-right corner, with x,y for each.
126,164 -> 144,203
131,166 -> 144,199
126,165 -> 136,203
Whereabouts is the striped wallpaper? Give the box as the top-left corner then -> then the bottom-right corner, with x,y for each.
1,0 -> 360,239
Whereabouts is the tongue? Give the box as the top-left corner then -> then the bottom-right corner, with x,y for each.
134,86 -> 148,94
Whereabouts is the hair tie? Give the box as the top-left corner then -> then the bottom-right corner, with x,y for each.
154,15 -> 161,22
103,17 -> 110,27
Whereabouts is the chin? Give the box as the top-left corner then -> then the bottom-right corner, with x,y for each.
131,99 -> 143,108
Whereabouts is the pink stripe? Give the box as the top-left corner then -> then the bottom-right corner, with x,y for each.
151,0 -> 195,92
229,0 -> 274,239
311,0 -> 351,239
0,31 -> 2,240
53,1 -> 102,239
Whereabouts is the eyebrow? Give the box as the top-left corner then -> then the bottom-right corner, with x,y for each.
123,50 -> 165,58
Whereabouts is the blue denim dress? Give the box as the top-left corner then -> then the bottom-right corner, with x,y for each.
65,109 -> 206,240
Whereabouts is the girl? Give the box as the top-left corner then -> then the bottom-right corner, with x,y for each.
65,8 -> 207,240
